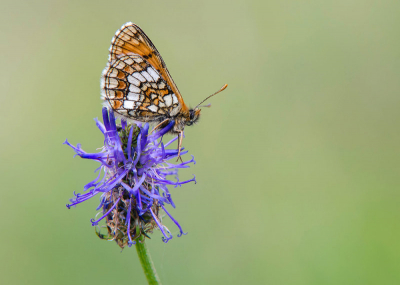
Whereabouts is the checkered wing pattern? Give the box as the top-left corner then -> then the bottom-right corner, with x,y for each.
101,54 -> 181,121
101,22 -> 189,120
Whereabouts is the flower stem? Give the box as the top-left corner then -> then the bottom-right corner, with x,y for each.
135,235 -> 162,285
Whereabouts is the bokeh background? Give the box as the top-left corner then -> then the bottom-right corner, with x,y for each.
1,0 -> 400,284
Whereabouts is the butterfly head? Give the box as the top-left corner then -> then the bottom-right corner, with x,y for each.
186,108 -> 201,126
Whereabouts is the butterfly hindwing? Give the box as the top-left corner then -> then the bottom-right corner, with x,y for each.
101,54 -> 181,121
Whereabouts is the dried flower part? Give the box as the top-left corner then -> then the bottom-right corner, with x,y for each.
65,108 -> 196,247
95,185 -> 160,248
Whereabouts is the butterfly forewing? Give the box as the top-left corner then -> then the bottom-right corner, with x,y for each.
107,22 -> 188,114
101,54 -> 181,121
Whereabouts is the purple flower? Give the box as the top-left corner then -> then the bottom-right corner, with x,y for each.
64,108 -> 196,247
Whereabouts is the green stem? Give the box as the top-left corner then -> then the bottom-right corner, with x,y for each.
135,235 -> 162,285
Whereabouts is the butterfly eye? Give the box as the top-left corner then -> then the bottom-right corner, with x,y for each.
189,110 -> 195,121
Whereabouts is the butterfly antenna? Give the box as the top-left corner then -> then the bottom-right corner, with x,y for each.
195,84 -> 228,109
198,103 -> 212,108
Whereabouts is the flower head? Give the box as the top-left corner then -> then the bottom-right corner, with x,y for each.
64,108 -> 196,247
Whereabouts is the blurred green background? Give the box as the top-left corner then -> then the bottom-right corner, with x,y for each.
1,0 -> 400,284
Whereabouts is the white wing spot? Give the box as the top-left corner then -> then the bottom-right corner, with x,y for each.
129,85 -> 141,93
108,69 -> 118,78
141,71 -> 153,82
127,75 -> 140,86
147,67 -> 160,81
148,105 -> 158,112
172,94 -> 178,104
106,90 -> 116,99
115,61 -> 126,69
106,78 -> 118,88
124,101 -> 135,109
170,105 -> 180,116
127,92 -> 140,101
164,94 -> 172,107
124,57 -> 134,65
132,72 -> 146,82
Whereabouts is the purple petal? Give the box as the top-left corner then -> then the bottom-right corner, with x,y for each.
91,196 -> 121,226
151,120 -> 174,140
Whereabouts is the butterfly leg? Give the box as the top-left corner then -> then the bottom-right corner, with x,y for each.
149,118 -> 171,134
176,131 -> 184,162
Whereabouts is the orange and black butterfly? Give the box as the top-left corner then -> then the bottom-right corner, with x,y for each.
101,22 -> 227,158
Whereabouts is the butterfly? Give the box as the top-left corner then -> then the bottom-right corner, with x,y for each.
100,22 -> 227,159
